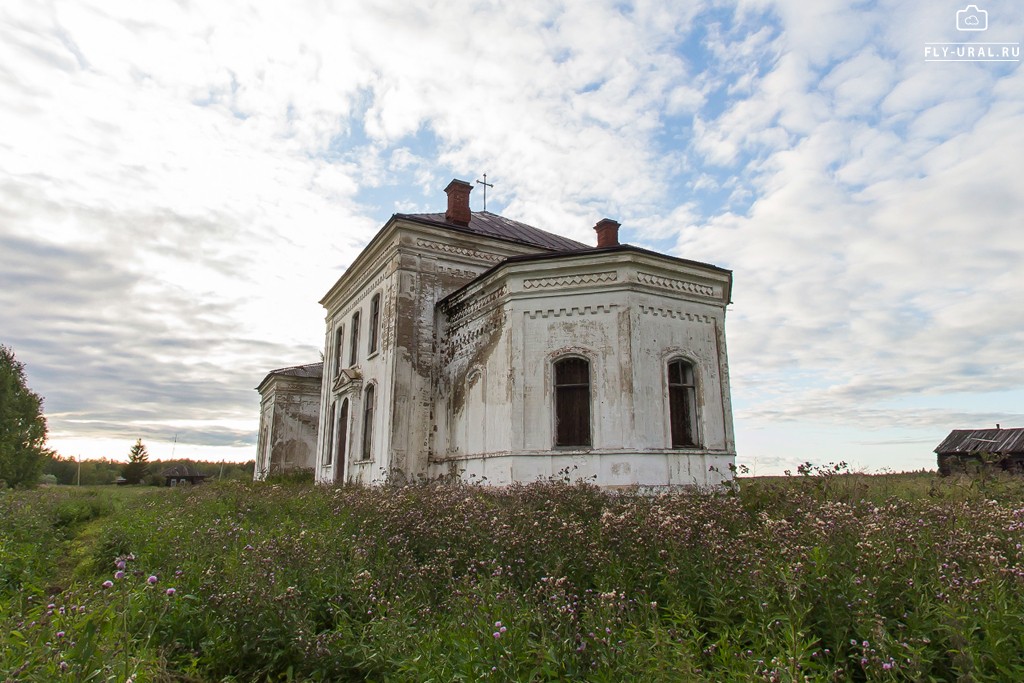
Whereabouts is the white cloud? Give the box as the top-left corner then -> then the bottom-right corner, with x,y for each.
1,0 -> 1020,474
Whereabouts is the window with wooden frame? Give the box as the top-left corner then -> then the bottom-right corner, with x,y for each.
336,399 -> 349,465
553,357 -> 592,447
668,359 -> 699,447
361,385 -> 375,460
333,325 -> 344,376
368,293 -> 380,355
349,311 -> 360,366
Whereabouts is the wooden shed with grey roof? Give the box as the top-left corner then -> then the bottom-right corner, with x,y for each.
935,427 -> 1024,475
161,464 -> 209,487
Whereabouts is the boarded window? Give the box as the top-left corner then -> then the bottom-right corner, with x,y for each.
554,357 -> 591,447
333,325 -> 344,376
337,399 -> 349,465
324,403 -> 335,465
361,385 -> 375,460
368,293 -> 380,355
349,311 -> 360,366
668,359 -> 699,447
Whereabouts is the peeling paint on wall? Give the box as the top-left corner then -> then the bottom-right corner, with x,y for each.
281,199 -> 738,489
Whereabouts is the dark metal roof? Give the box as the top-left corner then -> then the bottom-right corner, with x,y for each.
397,210 -> 589,252
438,244 -> 733,308
268,362 -> 323,379
935,428 -> 1024,455
256,362 -> 323,393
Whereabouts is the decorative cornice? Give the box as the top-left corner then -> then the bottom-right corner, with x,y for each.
636,271 -> 716,297
334,269 -> 392,321
440,316 -> 505,365
444,286 -> 508,331
523,271 -> 617,290
330,367 -> 364,394
322,240 -> 399,310
437,265 -> 484,281
415,238 -> 505,264
525,304 -> 616,320
639,305 -> 713,324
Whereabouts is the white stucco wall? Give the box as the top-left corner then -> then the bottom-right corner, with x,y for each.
432,250 -> 735,488
315,219 -> 552,485
309,213 -> 736,489
254,376 -> 321,480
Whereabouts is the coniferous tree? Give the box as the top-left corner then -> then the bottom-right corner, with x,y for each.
0,345 -> 49,488
122,438 -> 150,484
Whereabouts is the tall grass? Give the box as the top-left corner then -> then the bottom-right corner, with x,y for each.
3,472 -> 1024,681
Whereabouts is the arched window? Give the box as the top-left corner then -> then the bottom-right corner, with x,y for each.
323,403 -> 335,465
368,293 -> 381,355
361,385 -> 375,460
554,357 -> 591,447
337,399 -> 349,465
333,325 -> 344,376
349,311 -> 360,366
668,359 -> 699,447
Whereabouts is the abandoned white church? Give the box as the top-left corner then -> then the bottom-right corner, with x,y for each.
256,180 -> 736,488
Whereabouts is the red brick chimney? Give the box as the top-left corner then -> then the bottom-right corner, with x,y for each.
594,218 -> 620,248
444,179 -> 473,226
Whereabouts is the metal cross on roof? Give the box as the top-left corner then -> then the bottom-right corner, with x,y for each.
476,173 -> 494,211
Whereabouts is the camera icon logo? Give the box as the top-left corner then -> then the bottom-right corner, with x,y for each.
956,5 -> 988,31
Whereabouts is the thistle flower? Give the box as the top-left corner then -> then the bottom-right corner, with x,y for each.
147,575 -> 158,585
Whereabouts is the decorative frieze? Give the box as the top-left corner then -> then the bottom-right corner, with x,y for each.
636,271 -> 715,297
440,316 -> 505,365
415,238 -> 505,263
437,265 -> 484,281
522,271 -> 618,290
639,305 -> 713,324
525,304 -> 616,320
444,286 -> 508,331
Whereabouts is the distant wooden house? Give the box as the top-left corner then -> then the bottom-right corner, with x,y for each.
161,464 -> 209,487
935,427 -> 1024,475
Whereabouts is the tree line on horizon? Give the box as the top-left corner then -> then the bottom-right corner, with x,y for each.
42,452 -> 255,486
2,342 -> 255,488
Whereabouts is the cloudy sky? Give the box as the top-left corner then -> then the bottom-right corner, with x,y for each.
1,0 -> 1021,474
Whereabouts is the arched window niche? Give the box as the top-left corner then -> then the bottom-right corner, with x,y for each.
667,357 -> 700,448
336,398 -> 350,468
323,403 -> 335,466
368,293 -> 381,355
552,356 -> 592,448
361,384 -> 375,460
349,311 -> 361,366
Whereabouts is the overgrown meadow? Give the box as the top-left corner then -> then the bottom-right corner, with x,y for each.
3,471 -> 1024,682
